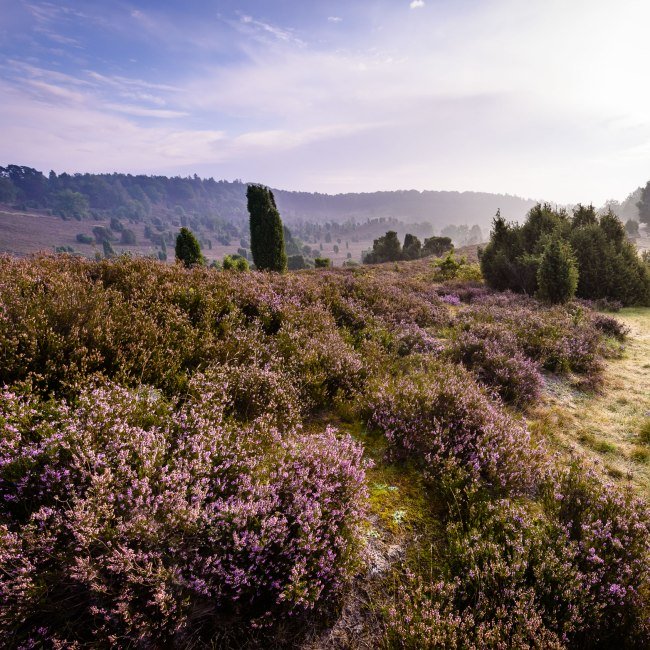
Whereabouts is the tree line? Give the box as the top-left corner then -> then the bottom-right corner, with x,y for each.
480,204 -> 650,305
362,231 -> 454,264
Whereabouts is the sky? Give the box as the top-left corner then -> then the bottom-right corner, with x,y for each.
1,0 -> 650,204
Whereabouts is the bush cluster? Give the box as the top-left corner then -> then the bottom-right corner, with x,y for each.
363,230 -> 453,264
447,324 -> 543,406
481,203 -> 650,305
0,380 -> 368,645
0,254 -> 642,647
368,363 -> 546,496
453,292 -> 607,384
385,464 -> 650,649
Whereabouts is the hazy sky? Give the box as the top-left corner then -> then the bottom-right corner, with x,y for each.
1,0 -> 649,203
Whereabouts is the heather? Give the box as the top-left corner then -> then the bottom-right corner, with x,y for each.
0,380 -> 368,645
0,254 -> 648,647
385,464 -> 650,649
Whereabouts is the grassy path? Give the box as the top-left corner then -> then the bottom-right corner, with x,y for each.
529,307 -> 650,494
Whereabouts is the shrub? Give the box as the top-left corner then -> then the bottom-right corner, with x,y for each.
454,295 -> 608,382
275,304 -> 366,408
75,233 -> 93,244
483,204 -> 650,305
447,325 -> 543,407
385,469 -> 650,649
422,235 -> 453,258
194,363 -> 303,429
247,185 -> 287,272
102,239 -> 115,258
402,233 -> 422,260
363,231 -> 402,264
92,225 -> 113,243
393,322 -> 444,357
537,236 -> 578,304
590,313 -> 629,340
538,462 -> 650,646
120,228 -> 136,245
0,383 -> 368,645
175,227 -> 203,267
314,257 -> 331,268
287,254 -> 307,270
434,252 -> 481,282
368,363 -> 545,496
222,254 -> 249,271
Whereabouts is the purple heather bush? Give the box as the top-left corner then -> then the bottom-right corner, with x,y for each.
368,363 -> 546,497
0,255 -> 643,648
447,324 -> 543,407
589,312 -> 630,341
393,322 -> 445,357
453,293 -> 608,384
386,464 -> 650,648
0,381 -> 368,645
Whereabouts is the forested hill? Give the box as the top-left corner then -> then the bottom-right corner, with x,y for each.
274,188 -> 539,227
0,164 -> 538,228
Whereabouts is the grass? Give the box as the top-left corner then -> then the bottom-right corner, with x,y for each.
528,306 -> 650,494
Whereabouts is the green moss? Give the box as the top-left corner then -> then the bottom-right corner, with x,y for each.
367,462 -> 440,536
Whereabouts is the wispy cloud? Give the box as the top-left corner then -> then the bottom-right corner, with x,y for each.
85,71 -> 180,94
5,0 -> 650,203
104,104 -> 188,119
238,14 -> 305,46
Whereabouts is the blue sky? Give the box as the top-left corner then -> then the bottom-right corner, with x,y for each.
1,0 -> 650,203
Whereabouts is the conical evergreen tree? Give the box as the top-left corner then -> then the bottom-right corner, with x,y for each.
537,236 -> 578,304
247,185 -> 287,272
175,227 -> 203,267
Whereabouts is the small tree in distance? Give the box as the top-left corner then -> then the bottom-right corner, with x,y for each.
175,227 -> 203,267
636,181 -> 650,225
537,236 -> 578,304
247,184 -> 287,272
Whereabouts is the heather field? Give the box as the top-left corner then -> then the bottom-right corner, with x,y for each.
1,254 -> 649,649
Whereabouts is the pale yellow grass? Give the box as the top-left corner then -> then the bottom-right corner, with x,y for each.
529,307 -> 650,494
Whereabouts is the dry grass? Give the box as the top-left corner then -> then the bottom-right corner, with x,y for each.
529,307 -> 650,494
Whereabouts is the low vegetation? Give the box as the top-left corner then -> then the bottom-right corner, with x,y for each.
0,253 -> 648,647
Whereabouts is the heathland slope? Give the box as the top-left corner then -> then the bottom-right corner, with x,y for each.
0,255 -> 648,648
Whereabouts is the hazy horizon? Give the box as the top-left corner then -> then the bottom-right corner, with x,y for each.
2,1 -> 649,205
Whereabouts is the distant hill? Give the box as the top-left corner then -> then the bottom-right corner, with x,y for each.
274,188 -> 539,228
0,164 -> 539,230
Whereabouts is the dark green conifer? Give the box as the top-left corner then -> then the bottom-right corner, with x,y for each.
537,236 -> 578,304
175,227 -> 203,267
247,185 -> 287,272
402,233 -> 422,260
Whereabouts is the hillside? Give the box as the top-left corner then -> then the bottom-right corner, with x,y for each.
1,254 -> 648,648
0,164 -> 543,261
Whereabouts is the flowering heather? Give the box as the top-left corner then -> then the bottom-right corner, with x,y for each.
447,323 -> 543,407
368,363 -> 546,496
0,254 -> 642,647
393,322 -> 445,357
0,382 -> 368,645
386,466 -> 650,648
453,292 -> 607,383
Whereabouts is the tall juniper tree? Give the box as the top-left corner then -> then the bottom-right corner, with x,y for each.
247,184 -> 287,272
